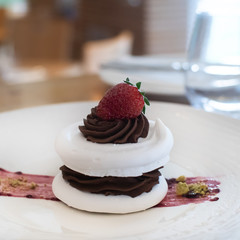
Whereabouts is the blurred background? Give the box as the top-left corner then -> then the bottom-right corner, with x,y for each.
0,0 -> 199,111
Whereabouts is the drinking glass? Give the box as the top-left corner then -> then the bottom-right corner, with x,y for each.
185,0 -> 240,119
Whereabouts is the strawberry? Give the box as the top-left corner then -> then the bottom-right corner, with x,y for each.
96,78 -> 150,120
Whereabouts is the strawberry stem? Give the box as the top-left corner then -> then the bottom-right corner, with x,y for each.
124,78 -> 150,114
124,78 -> 133,86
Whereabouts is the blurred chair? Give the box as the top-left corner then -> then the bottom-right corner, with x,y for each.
9,16 -> 73,61
82,30 -> 133,74
2,14 -> 74,84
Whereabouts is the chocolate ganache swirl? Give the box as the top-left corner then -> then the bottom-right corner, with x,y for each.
60,165 -> 161,198
79,107 -> 149,144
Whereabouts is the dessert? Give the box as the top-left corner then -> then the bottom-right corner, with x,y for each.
52,79 -> 174,213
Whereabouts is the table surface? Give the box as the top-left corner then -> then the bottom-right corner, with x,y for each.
0,74 -> 189,113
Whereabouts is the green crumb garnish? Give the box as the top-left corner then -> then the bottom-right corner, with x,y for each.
188,182 -> 209,196
176,175 -> 186,182
30,182 -> 38,189
175,176 -> 209,197
176,182 -> 189,195
7,177 -> 38,190
9,178 -> 21,188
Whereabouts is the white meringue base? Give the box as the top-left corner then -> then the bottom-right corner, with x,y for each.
55,119 -> 174,177
52,172 -> 168,214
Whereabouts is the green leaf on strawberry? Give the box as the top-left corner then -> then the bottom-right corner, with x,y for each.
136,82 -> 141,89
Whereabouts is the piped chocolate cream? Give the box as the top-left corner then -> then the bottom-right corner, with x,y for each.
60,165 -> 161,198
79,107 -> 149,144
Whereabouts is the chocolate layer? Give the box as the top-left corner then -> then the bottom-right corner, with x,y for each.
79,107 -> 149,144
60,165 -> 161,198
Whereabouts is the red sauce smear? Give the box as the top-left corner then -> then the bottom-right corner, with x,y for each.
156,177 -> 220,207
0,168 -> 220,207
0,168 -> 58,201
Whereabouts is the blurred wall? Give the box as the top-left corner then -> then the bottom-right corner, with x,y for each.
74,0 -> 198,58
7,0 -> 197,62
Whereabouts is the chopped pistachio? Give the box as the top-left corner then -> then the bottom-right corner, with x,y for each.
176,179 -> 209,197
176,175 -> 186,182
9,178 -> 21,187
176,182 -> 189,195
188,182 -> 209,195
30,182 -> 38,189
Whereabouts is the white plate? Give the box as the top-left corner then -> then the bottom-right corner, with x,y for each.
99,55 -> 185,96
0,102 -> 240,240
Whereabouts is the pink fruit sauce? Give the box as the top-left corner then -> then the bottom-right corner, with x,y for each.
156,177 -> 220,208
0,168 -> 220,207
0,168 -> 58,201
